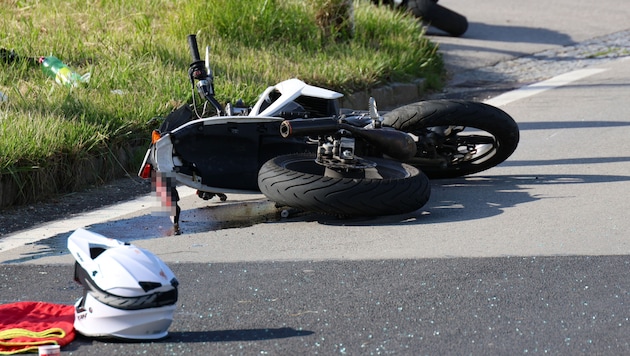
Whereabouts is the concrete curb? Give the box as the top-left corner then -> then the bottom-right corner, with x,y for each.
340,78 -> 427,110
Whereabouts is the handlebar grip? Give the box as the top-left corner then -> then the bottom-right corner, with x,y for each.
187,34 -> 201,62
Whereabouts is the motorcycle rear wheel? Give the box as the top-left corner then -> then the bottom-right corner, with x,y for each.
383,100 -> 519,179
258,153 -> 430,216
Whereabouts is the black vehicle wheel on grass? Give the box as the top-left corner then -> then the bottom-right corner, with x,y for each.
383,100 -> 520,179
258,153 -> 431,217
406,0 -> 468,37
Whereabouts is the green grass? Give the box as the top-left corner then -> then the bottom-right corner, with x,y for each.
0,0 -> 443,205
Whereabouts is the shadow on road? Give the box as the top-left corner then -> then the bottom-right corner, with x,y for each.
466,22 -> 573,44
5,171 -> 629,264
313,172 -> 630,227
64,327 -> 313,350
167,328 -> 314,342
518,120 -> 630,131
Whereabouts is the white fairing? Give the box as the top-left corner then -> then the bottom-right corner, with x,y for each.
67,229 -> 178,340
250,78 -> 343,117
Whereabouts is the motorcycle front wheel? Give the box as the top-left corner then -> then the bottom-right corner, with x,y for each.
383,100 -> 520,179
258,153 -> 430,216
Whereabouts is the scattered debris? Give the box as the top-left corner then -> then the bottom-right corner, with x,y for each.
39,55 -> 90,87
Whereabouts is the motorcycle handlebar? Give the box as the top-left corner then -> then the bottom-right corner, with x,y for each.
187,34 -> 201,62
186,34 -> 224,115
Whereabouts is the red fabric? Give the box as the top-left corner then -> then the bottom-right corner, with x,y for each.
0,301 -> 75,354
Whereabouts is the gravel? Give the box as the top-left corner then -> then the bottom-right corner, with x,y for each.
435,29 -> 630,100
1,29 -> 628,237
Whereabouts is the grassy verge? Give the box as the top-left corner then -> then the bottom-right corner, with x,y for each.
0,0 -> 443,206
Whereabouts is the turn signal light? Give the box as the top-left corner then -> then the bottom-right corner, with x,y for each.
151,130 -> 161,144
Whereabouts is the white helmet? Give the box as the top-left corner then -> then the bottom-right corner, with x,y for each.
67,228 -> 178,340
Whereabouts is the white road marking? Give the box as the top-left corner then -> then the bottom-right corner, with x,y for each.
0,187 -> 196,253
483,68 -> 608,107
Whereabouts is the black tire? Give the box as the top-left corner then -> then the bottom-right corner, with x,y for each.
406,0 -> 468,37
383,100 -> 519,179
258,153 -> 431,216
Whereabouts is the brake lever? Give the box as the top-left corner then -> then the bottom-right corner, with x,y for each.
368,97 -> 382,128
196,46 -> 215,101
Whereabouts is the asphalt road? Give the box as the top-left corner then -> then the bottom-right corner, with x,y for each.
1,1 -> 630,354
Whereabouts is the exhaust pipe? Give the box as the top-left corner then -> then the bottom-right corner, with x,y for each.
280,119 -> 417,160
280,117 -> 339,138
339,124 -> 417,160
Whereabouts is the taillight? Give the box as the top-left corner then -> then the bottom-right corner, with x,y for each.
139,163 -> 153,179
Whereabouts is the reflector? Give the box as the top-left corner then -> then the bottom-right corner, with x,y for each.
139,164 -> 152,179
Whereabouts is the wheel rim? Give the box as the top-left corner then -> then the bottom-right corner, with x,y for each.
413,125 -> 500,167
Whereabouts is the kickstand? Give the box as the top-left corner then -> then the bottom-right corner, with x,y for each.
171,203 -> 181,234
168,185 -> 181,234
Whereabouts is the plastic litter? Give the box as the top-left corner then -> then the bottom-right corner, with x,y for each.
39,56 -> 90,88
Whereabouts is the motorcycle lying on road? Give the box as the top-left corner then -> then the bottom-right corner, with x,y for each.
138,35 -> 519,227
